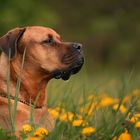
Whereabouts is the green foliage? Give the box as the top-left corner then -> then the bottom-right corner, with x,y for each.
0,0 -> 60,34
0,63 -> 140,139
0,0 -> 140,70
0,128 -> 16,140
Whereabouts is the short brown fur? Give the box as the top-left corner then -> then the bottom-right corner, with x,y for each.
0,26 -> 83,134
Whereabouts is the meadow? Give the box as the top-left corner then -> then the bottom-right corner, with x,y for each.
0,0 -> 140,139
0,66 -> 140,140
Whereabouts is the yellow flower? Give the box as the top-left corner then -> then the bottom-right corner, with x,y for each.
118,130 -> 132,140
59,112 -> 74,122
98,96 -> 116,108
130,116 -> 138,123
135,121 -> 140,128
34,128 -> 48,138
135,113 -> 140,118
128,113 -> 140,123
81,127 -> 96,136
48,108 -> 59,119
122,96 -> 130,104
131,89 -> 140,97
113,104 -> 127,113
22,124 -> 32,134
28,136 -> 43,140
72,119 -> 83,127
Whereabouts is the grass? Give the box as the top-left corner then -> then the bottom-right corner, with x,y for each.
45,70 -> 140,140
0,59 -> 140,140
7,50 -> 15,131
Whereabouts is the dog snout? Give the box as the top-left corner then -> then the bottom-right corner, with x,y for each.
72,43 -> 82,52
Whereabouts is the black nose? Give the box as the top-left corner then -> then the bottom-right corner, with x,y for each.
72,43 -> 82,51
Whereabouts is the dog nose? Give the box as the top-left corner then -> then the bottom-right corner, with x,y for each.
72,43 -> 82,51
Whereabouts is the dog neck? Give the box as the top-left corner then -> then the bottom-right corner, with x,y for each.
0,53 -> 51,108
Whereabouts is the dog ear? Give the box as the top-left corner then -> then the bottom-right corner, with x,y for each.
0,28 -> 26,59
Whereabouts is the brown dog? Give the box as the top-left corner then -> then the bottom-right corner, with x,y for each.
0,26 -> 84,132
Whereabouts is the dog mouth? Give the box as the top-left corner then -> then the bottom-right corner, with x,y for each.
53,58 -> 84,80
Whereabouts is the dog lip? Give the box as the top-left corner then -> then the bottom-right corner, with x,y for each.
53,57 -> 84,80
71,58 -> 84,74
53,71 -> 63,79
61,71 -> 71,80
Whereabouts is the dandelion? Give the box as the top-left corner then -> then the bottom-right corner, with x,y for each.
118,129 -> 132,140
22,124 -> 32,134
135,121 -> 140,128
34,127 -> 48,138
135,113 -> 140,118
81,127 -> 96,136
59,112 -> 74,122
72,119 -> 83,127
29,136 -> 43,140
130,116 -> 138,123
98,96 -> 116,108
48,108 -> 59,119
113,104 -> 127,113
128,113 -> 140,123
131,89 -> 140,97
122,96 -> 131,104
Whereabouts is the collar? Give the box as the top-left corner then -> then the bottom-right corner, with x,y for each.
0,92 -> 41,109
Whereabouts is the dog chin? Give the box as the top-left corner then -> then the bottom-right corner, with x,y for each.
53,58 -> 84,80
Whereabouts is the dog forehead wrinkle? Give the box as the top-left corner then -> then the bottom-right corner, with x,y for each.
27,26 -> 58,35
24,27 -> 60,43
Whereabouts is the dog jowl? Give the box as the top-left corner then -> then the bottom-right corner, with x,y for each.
0,26 -> 84,132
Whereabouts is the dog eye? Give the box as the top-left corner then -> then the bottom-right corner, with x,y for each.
43,37 -> 54,45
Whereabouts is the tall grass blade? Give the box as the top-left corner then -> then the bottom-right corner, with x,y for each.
7,49 -> 15,131
13,47 -> 26,121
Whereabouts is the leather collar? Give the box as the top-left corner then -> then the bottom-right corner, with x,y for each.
0,92 -> 41,108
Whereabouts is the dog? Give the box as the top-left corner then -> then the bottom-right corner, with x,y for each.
0,26 -> 84,132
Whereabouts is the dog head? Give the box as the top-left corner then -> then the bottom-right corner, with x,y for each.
0,26 -> 84,80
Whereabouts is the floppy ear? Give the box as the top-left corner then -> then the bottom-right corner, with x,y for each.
0,28 -> 26,59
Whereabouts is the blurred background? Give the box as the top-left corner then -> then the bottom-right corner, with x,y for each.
0,0 -> 140,74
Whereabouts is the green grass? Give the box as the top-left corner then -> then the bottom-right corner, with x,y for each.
0,61 -> 140,140
45,68 -> 140,140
